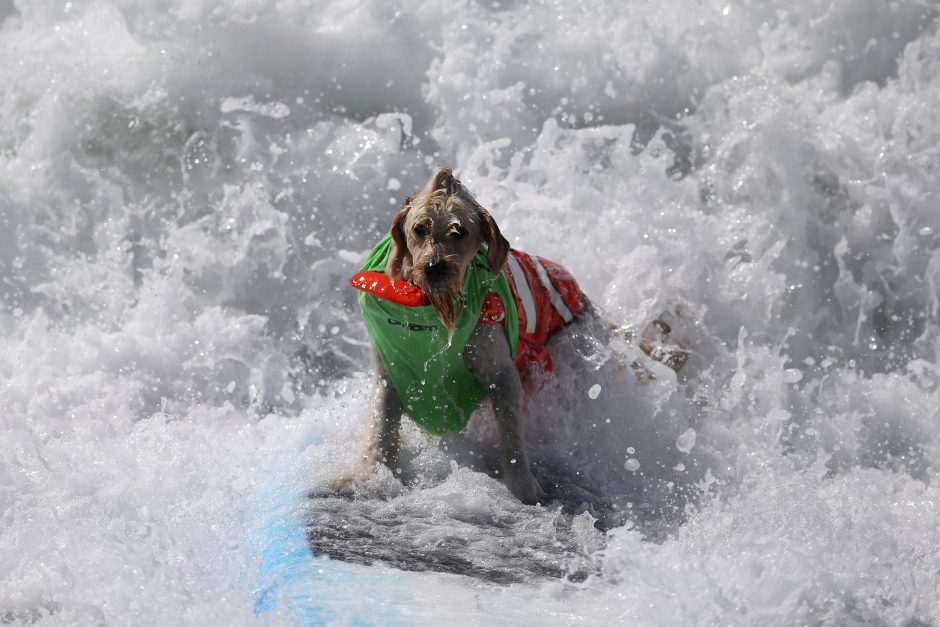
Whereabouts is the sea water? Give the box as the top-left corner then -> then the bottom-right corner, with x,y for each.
2,0 -> 940,624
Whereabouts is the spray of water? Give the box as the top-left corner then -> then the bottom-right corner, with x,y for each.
2,0 -> 940,624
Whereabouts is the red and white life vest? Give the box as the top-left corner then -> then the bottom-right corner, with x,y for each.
478,249 -> 582,373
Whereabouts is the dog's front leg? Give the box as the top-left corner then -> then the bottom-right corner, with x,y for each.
465,325 -> 544,505
330,347 -> 403,495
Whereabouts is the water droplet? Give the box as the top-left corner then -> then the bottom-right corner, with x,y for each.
676,428 -> 697,453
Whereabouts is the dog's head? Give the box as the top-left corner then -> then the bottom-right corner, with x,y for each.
387,166 -> 509,337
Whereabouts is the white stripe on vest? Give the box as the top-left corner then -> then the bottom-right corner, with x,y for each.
505,254 -> 537,335
532,256 -> 574,323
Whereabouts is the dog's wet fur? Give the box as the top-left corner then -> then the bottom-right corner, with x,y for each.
332,167 -> 686,505
387,168 -> 508,342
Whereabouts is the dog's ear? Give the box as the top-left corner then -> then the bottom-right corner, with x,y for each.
431,166 -> 456,194
387,194 -> 413,279
477,205 -> 510,275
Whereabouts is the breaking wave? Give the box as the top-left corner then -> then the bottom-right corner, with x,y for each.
2,0 -> 940,624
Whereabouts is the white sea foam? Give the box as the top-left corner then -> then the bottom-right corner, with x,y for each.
2,0 -> 940,624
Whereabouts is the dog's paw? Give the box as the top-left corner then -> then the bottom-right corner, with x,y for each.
327,467 -> 375,497
640,338 -> 689,372
503,466 -> 545,506
640,318 -> 689,372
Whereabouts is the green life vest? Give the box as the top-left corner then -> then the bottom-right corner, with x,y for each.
355,234 -> 519,434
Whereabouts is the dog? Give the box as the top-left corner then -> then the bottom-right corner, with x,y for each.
332,167 -> 686,505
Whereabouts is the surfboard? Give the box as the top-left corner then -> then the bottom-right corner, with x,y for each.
304,464 -> 605,584
254,460 -> 620,623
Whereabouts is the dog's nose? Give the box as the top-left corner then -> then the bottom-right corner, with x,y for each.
424,258 -> 448,281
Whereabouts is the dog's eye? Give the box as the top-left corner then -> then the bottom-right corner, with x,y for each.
450,227 -> 466,240
413,224 -> 428,238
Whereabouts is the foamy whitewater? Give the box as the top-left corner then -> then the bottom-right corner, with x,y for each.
3,0 -> 940,624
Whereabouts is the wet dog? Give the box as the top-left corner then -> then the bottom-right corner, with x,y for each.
333,167 -> 685,504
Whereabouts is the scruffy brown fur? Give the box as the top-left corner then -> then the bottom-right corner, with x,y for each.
332,167 -> 687,505
387,168 -> 509,340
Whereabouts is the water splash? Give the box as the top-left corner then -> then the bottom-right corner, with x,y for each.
2,0 -> 940,624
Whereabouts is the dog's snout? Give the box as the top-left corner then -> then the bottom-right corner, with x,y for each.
424,257 -> 449,280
